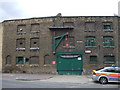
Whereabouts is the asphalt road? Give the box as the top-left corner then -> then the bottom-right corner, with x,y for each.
2,79 -> 119,88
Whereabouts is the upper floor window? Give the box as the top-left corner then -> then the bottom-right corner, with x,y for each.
85,36 -> 96,47
63,36 -> 75,47
16,38 -> 25,51
31,23 -> 40,33
103,36 -> 114,47
103,22 -> 113,31
30,38 -> 39,50
17,24 -> 26,34
63,22 -> 74,27
85,22 -> 95,32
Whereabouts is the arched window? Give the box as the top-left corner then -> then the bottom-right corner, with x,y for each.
6,55 -> 11,64
44,55 -> 51,65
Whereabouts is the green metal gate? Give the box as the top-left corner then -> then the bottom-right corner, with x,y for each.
56,51 -> 84,75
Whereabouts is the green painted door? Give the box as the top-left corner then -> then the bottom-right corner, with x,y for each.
56,52 -> 83,75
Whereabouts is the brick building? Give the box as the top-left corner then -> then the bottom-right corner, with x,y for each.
0,23 -> 3,72
2,16 -> 120,75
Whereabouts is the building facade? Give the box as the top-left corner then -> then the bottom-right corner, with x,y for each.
0,23 -> 3,72
2,16 -> 119,75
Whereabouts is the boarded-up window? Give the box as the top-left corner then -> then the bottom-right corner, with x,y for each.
44,55 -> 51,64
104,55 -> 115,64
69,36 -> 75,46
29,56 -> 39,64
63,22 -> 74,27
30,38 -> 39,48
90,56 -> 97,63
17,24 -> 26,34
63,36 -> 75,46
16,38 -> 25,48
6,55 -> 11,64
31,23 -> 40,32
85,22 -> 95,31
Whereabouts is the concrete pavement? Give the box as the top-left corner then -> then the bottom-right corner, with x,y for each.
41,75 -> 92,84
2,73 -> 92,84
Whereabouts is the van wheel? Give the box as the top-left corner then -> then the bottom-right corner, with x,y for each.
99,77 -> 108,84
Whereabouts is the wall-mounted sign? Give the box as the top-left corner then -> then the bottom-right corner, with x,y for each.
60,54 -> 80,58
78,57 -> 82,60
77,41 -> 83,43
85,50 -> 91,53
52,61 -> 56,64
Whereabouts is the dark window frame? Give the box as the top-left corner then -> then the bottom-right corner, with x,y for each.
16,57 -> 24,64
103,36 -> 114,47
103,55 -> 115,64
89,56 -> 97,63
102,22 -> 113,31
85,36 -> 96,47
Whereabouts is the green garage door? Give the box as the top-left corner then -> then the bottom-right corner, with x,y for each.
56,51 -> 83,75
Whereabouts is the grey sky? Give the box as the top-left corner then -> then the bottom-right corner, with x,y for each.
0,0 -> 119,22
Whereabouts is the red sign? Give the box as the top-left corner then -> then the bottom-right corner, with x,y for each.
52,61 -> 56,64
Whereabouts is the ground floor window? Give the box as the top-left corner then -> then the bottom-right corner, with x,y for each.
89,56 -> 97,63
104,55 -> 115,64
16,57 -> 24,64
44,55 -> 51,65
29,56 -> 39,64
6,55 -> 11,64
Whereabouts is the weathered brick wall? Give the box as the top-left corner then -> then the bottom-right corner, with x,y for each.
0,23 -> 3,72
118,17 -> 120,66
2,16 -> 119,74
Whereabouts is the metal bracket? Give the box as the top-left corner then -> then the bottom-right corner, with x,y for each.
53,32 -> 68,54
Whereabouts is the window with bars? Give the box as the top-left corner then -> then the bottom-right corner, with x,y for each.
85,37 -> 96,47
90,56 -> 97,63
103,36 -> 114,47
104,55 -> 115,64
103,22 -> 113,30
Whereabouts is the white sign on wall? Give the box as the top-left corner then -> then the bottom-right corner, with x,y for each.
85,50 -> 91,53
